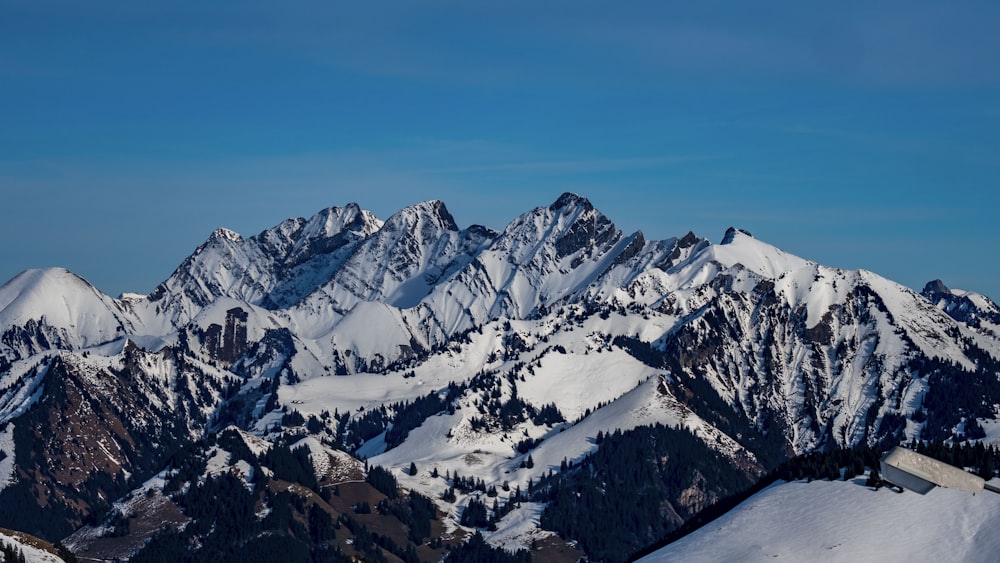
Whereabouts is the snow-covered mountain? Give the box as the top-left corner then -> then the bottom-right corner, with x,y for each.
0,268 -> 135,358
1,193 -> 998,559
147,202 -> 384,322
922,278 -> 1000,335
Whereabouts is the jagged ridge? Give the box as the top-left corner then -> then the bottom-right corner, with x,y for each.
0,193 -> 998,557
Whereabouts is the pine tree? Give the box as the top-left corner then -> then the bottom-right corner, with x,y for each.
866,466 -> 882,488
409,461 -> 418,476
979,452 -> 995,480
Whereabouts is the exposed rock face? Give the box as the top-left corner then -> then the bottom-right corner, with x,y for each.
203,307 -> 249,364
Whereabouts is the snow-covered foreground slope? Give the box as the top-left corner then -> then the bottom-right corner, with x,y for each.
641,478 -> 1000,563
0,529 -> 66,563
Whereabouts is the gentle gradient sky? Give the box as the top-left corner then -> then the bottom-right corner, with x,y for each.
2,1 -> 998,299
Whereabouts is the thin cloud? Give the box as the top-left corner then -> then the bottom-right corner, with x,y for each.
424,155 -> 712,175
558,1 -> 1000,88
688,204 -> 958,225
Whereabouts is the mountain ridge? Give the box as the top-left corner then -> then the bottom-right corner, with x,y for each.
1,192 -> 998,560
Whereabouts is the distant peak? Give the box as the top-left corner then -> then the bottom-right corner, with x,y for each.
1,268 -> 99,304
721,227 -> 753,245
308,202 -> 381,232
209,227 -> 242,242
401,200 -> 459,231
15,267 -> 85,285
315,203 -> 357,219
678,231 -> 700,248
466,224 -> 499,239
550,192 -> 593,212
922,279 -> 951,296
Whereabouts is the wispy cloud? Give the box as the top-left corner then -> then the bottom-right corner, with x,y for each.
11,1 -> 998,90
554,1 -> 1000,88
687,204 -> 956,225
422,155 -> 711,175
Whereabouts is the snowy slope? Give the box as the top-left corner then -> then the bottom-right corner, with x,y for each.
0,529 -> 66,563
299,200 -> 493,312
414,193 -> 631,338
640,478 -> 1000,563
0,268 -> 135,357
147,203 -> 382,323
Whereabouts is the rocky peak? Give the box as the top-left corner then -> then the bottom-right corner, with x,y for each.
721,227 -> 753,245
465,224 -> 499,240
922,279 -> 951,297
426,200 -> 460,232
280,204 -> 380,268
385,200 -> 459,233
303,203 -> 382,238
549,191 -> 594,212
552,203 -> 617,261
677,231 -> 701,249
208,227 -> 242,243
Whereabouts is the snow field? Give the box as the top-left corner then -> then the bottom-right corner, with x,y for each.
641,478 -> 1000,563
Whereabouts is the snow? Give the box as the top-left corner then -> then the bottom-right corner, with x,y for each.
203,445 -> 254,486
0,268 -> 134,350
951,288 -> 1000,315
640,478 -> 1000,563
0,530 -> 65,563
370,372 -> 753,529
0,358 -> 48,425
186,297 -> 284,345
279,319 -> 513,416
418,198 -> 625,334
510,375 -> 752,486
355,431 -> 387,459
337,305 -> 753,509
708,230 -> 862,329
205,446 -> 231,475
328,302 -> 421,364
976,418 -> 1000,447
146,203 -> 382,325
289,436 -> 332,480
0,422 -> 16,491
484,502 -> 554,552
223,426 -> 272,457
137,469 -> 171,493
280,373 -> 434,417
862,270 -> 975,369
712,228 -> 812,282
312,200 -> 464,311
516,347 -> 657,422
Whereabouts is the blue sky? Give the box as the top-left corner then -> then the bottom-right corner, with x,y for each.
2,1 -> 998,299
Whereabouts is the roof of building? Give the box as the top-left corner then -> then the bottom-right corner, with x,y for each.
880,447 -> 985,494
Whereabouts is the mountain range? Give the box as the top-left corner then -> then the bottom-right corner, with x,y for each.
1,193 -> 998,561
